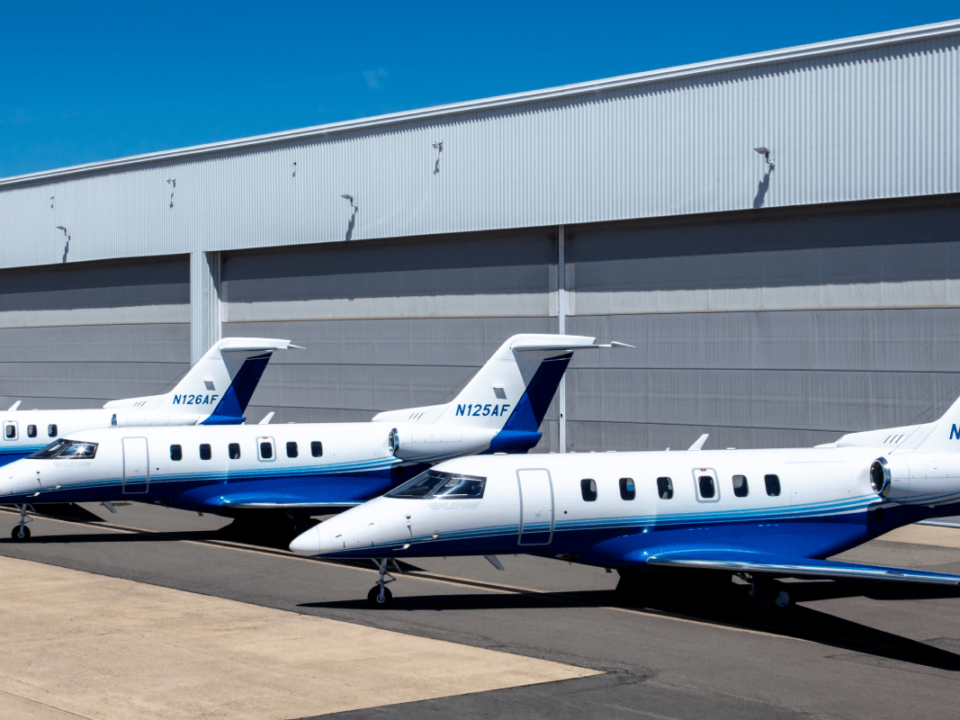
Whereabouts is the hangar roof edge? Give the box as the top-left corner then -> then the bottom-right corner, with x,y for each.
2,19 -> 959,189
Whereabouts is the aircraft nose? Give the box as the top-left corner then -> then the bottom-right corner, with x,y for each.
0,467 -> 41,498
289,525 -> 322,555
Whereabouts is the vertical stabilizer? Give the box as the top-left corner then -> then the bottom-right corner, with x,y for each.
104,338 -> 295,421
913,394 -> 960,453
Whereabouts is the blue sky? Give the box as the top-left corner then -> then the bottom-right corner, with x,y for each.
1,1 -> 957,179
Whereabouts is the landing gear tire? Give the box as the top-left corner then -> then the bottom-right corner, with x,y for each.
11,525 -> 31,542
747,579 -> 793,610
367,585 -> 393,609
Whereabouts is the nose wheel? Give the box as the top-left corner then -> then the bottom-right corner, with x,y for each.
10,505 -> 32,542
367,585 -> 393,608
367,558 -> 396,609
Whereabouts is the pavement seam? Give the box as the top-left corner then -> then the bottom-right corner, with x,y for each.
0,686 -> 98,720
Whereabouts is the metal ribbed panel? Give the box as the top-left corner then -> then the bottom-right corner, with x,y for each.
0,25 -> 957,269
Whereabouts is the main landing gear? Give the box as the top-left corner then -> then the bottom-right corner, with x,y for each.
745,576 -> 792,609
367,559 -> 396,609
10,505 -> 32,542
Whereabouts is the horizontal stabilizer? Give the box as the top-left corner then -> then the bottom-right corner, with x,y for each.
643,548 -> 960,586
512,341 -> 634,353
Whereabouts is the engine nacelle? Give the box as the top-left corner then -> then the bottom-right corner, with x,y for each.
388,425 -> 494,462
870,454 -> 960,506
111,411 -> 202,427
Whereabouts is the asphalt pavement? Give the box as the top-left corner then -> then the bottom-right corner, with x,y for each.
2,502 -> 959,720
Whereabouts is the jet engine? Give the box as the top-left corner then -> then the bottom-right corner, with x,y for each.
110,411 -> 201,427
870,454 -> 960,506
388,425 -> 493,462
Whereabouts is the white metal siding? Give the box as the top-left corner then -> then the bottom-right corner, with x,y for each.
0,24 -> 957,269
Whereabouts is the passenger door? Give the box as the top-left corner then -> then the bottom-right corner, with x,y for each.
122,437 -> 149,495
517,468 -> 554,546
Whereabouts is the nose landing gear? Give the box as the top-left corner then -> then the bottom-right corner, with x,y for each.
367,558 -> 396,608
10,505 -> 32,542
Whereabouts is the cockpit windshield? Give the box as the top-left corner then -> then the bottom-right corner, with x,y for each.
388,470 -> 486,499
28,439 -> 98,460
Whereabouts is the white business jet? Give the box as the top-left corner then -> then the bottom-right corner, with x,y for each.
0,334 -> 624,541
291,393 -> 960,608
0,336 -> 293,537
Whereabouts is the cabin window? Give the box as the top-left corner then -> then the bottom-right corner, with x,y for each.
199,444 -> 212,461
170,445 -> 182,461
286,441 -> 298,458
27,424 -> 37,438
47,424 -> 58,437
3,422 -> 16,440
732,474 -> 749,498
228,443 -> 241,460
619,477 -> 636,500
657,477 -> 674,499
698,475 -> 716,499
311,441 -> 323,457
765,474 -> 781,497
259,441 -> 274,460
580,478 -> 598,502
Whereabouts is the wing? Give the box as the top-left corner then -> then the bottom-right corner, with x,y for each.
644,548 -> 960,586
200,492 -> 361,515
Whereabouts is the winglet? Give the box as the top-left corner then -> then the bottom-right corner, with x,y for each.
7,401 -> 20,412
259,412 -> 275,425
688,434 -> 709,451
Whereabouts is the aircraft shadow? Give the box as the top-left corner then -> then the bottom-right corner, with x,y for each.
0,530 -> 223,544
304,584 -> 960,672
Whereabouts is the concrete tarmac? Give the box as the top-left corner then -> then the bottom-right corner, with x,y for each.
2,503 -> 960,720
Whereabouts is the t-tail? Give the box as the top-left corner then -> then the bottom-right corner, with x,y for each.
104,338 -> 296,425
374,334 -> 630,462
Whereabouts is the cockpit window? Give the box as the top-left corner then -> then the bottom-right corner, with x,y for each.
58,442 -> 97,459
28,439 -> 98,460
388,470 -> 486,499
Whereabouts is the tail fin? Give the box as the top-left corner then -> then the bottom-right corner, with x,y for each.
104,338 -> 295,422
909,394 -> 960,453
374,334 -> 624,453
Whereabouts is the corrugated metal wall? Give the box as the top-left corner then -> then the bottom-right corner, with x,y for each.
0,24 -> 958,454
565,200 -> 960,450
0,29 -> 957,269
0,256 -> 190,410
219,231 -> 562,450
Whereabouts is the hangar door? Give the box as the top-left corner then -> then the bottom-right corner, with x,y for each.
122,437 -> 150,495
517,468 -> 554,546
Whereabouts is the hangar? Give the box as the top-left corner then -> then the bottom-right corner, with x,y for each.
0,20 -> 958,453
